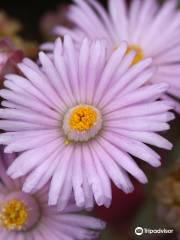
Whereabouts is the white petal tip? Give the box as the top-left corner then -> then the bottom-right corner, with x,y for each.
104,198 -> 112,208
22,182 -> 36,193
141,176 -> 148,184
7,167 -> 14,176
96,195 -> 106,206
76,201 -> 85,208
39,51 -> 45,59
17,63 -> 24,69
168,113 -> 175,121
152,160 -> 161,168
48,198 -> 57,206
64,34 -> 72,42
54,37 -> 62,46
164,142 -> 173,150
162,124 -> 170,131
4,148 -> 12,154
10,174 -> 19,180
22,186 -> 31,193
126,186 -> 134,194
82,37 -> 89,45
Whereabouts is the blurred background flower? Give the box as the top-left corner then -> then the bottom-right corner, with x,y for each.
0,149 -> 106,240
0,11 -> 21,37
0,11 -> 37,59
0,38 -> 23,87
40,4 -> 72,40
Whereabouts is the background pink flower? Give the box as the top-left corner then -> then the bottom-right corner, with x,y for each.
54,0 -> 180,113
0,148 -> 106,240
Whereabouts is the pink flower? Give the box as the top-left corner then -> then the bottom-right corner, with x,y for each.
0,36 -> 174,210
54,0 -> 180,113
0,149 -> 105,239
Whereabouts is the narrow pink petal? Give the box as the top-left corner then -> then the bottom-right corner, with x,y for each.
39,51 -> 72,108
0,89 -> 59,119
97,136 -> 148,184
108,129 -> 172,150
22,148 -> 61,193
102,131 -> 161,167
72,145 -> 85,208
48,146 -> 73,206
82,144 -> 105,206
109,0 -> 128,41
92,140 -> 134,193
105,100 -> 174,119
103,83 -> 169,113
99,58 -> 152,108
94,42 -> 128,105
90,143 -> 112,207
7,139 -> 63,179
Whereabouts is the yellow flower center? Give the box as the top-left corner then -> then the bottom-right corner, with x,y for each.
126,45 -> 144,65
63,104 -> 102,142
68,106 -> 97,132
0,199 -> 28,231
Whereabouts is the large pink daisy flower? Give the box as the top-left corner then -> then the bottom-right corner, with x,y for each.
0,36 -> 174,209
0,149 -> 105,239
54,0 -> 180,113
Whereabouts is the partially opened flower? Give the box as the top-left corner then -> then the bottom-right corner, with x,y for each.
54,0 -> 180,113
0,149 -> 105,240
0,36 -> 174,209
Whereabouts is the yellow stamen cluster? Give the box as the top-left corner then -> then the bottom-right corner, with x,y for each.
69,106 -> 97,132
126,45 -> 144,65
0,199 -> 28,231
